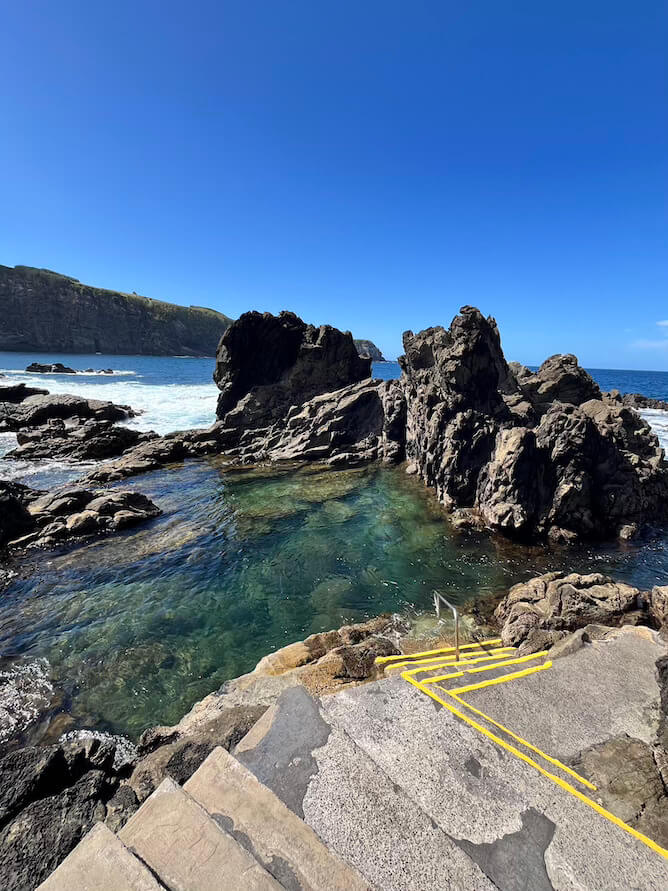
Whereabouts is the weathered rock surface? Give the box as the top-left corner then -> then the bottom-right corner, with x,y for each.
0,738 -> 138,891
26,362 -> 76,374
494,571 -> 641,649
570,735 -> 668,848
400,306 -> 668,541
354,338 -> 386,361
8,418 -> 154,462
0,393 -> 135,431
5,484 -> 161,551
0,264 -> 232,356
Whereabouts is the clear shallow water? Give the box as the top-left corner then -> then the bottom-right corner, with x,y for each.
2,352 -> 668,740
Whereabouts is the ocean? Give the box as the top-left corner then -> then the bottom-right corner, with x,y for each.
2,352 -> 668,741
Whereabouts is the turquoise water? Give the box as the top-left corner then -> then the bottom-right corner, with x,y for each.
3,458 -> 668,740
3,353 -> 668,740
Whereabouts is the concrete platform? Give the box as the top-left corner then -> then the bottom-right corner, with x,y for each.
236,628 -> 668,891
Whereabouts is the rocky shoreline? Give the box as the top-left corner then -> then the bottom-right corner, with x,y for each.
3,306 -> 668,887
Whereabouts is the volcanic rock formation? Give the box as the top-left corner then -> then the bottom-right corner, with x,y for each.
400,306 -> 668,541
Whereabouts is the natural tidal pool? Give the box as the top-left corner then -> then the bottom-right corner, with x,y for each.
3,459 -> 668,741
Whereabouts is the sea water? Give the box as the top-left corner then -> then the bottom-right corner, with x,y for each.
2,352 -> 668,740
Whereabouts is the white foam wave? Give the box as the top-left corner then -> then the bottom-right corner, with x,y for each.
640,409 -> 668,453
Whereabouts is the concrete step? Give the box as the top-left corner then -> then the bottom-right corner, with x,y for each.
185,746 -> 370,891
234,685 -> 495,890
118,777 -> 283,891
37,822 -> 164,891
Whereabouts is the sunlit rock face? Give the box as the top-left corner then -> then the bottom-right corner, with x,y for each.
399,305 -> 668,542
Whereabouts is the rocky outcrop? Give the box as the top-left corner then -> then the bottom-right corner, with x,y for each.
0,265 -> 232,356
400,307 -> 668,541
7,418 -> 154,462
214,311 -> 371,422
0,737 -> 138,891
610,391 -> 668,412
26,362 -> 76,374
494,572 -> 642,649
354,339 -> 386,361
0,393 -> 135,431
209,311 -> 405,465
5,484 -> 161,551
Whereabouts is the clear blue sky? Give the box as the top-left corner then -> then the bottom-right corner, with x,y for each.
2,2 -> 666,365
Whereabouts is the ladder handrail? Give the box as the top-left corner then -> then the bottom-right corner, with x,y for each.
433,591 -> 459,662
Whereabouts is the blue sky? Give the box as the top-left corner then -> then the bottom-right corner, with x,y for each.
2,2 -> 666,365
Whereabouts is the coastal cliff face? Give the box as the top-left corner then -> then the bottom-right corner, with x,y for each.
0,265 -> 232,356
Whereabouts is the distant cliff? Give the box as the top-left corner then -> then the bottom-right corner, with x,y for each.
0,265 -> 232,356
354,339 -> 386,361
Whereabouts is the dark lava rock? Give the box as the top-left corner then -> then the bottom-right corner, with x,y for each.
26,362 -> 76,374
0,383 -> 48,404
0,393 -> 135,431
0,738 -> 138,891
606,390 -> 668,413
214,310 -> 371,424
0,483 -> 34,547
129,705 -> 267,803
7,418 -> 155,462
400,306 -> 668,541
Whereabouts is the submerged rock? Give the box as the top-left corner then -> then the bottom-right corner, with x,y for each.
400,306 -> 668,541
5,484 -> 161,551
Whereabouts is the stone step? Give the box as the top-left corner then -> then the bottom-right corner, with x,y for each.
118,777 -> 283,891
37,822 -> 164,891
184,745 -> 370,891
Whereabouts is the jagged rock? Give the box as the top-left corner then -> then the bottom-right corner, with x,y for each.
0,738 -> 138,891
0,383 -> 48,404
494,572 -> 640,647
128,705 -> 267,803
7,418 -> 155,462
26,362 -> 76,374
606,390 -> 668,412
6,485 -> 161,551
513,354 -> 602,408
399,306 -> 668,540
214,310 -> 371,424
0,393 -> 135,431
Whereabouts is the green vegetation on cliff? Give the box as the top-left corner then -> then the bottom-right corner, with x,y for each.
0,265 -> 233,356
